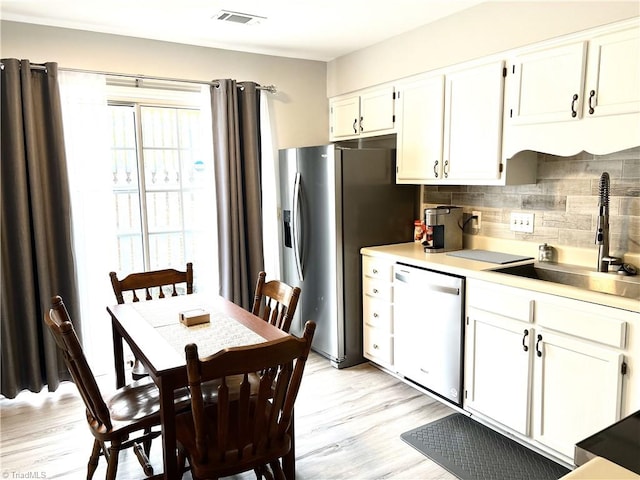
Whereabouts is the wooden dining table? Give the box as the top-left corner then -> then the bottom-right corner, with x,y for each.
107,293 -> 294,479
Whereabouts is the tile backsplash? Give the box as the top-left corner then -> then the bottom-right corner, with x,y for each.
422,147 -> 640,254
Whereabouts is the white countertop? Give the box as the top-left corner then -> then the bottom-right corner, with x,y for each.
560,457 -> 639,479
361,242 -> 639,313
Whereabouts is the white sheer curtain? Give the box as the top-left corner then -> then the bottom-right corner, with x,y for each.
193,86 -> 219,296
58,71 -> 117,374
260,91 -> 281,278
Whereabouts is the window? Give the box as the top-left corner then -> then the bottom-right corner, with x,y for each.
59,74 -> 219,375
109,103 -> 214,277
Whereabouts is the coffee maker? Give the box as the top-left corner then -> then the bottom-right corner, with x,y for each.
423,206 -> 463,253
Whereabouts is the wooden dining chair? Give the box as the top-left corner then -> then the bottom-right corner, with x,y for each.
44,295 -> 190,479
110,262 -> 194,379
109,262 -> 194,304
175,321 -> 316,480
251,271 -> 301,333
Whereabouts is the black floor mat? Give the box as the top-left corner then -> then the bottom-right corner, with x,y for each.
401,413 -> 571,480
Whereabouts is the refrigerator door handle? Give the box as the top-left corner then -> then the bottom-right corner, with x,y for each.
292,171 -> 304,281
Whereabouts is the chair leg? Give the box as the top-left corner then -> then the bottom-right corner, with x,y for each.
105,444 -> 120,480
255,464 -> 275,480
133,442 -> 154,477
270,460 -> 286,480
86,439 -> 102,480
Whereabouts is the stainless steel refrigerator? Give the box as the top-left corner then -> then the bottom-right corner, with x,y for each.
279,144 -> 418,368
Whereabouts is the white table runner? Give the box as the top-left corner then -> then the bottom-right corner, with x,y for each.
132,297 -> 266,358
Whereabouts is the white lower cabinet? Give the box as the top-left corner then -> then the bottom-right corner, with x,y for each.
362,255 -> 394,369
465,308 -> 533,436
465,278 -> 628,463
531,329 -> 623,458
363,296 -> 393,367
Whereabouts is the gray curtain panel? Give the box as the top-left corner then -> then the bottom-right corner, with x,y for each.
1,59 -> 79,398
210,79 -> 265,309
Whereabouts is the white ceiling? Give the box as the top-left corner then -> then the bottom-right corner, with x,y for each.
0,0 -> 485,61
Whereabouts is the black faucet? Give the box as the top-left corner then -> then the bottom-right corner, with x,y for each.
595,172 -> 622,272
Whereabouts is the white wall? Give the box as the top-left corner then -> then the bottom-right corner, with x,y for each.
327,1 -> 640,96
0,21 -> 329,149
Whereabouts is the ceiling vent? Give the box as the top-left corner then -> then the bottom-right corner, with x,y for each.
213,10 -> 266,25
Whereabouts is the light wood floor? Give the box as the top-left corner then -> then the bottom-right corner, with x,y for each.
0,353 -> 457,479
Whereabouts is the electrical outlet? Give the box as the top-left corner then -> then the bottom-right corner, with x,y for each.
472,210 -> 481,230
510,212 -> 535,233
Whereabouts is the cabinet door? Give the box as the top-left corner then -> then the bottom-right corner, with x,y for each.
465,308 -> 533,435
330,95 -> 360,138
509,42 -> 587,124
532,330 -> 623,459
396,76 -> 444,183
360,86 -> 395,134
584,26 -> 640,118
443,60 -> 505,181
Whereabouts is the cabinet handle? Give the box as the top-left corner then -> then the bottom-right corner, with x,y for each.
571,93 -> 579,118
522,329 -> 529,352
373,288 -> 379,294
535,334 -> 543,357
373,312 -> 379,318
444,160 -> 449,178
433,160 -> 439,178
372,268 -> 378,274
588,90 -> 596,115
373,343 -> 379,349
360,116 -> 364,132
352,118 -> 358,133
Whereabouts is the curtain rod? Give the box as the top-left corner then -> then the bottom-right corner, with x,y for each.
3,62 -> 277,93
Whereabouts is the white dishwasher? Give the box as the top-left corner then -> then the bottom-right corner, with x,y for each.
393,263 -> 465,406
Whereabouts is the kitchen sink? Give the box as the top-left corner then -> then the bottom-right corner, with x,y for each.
493,262 -> 640,300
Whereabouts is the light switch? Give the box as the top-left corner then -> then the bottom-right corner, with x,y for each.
510,212 -> 535,233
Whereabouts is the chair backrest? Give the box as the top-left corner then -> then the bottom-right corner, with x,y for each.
44,295 -> 112,431
251,271 -> 301,332
110,262 -> 194,304
185,321 -> 315,469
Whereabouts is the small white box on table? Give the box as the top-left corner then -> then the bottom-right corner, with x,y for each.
179,308 -> 210,326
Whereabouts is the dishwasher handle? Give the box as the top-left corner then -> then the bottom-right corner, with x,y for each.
394,271 -> 460,296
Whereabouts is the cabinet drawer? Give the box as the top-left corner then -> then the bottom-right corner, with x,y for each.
467,279 -> 533,323
364,327 -> 393,364
362,256 -> 393,282
363,276 -> 393,301
363,297 -> 393,332
535,297 -> 628,348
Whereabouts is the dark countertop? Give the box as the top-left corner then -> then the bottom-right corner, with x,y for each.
574,409 -> 640,474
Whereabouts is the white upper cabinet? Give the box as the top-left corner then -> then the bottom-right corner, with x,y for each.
396,75 -> 445,183
584,25 -> 640,118
360,87 -> 396,134
329,85 -> 395,140
330,19 -> 638,178
504,20 -> 640,157
330,95 -> 361,138
509,41 -> 588,124
443,59 -> 505,182
395,60 -> 536,186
